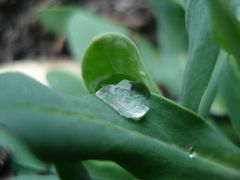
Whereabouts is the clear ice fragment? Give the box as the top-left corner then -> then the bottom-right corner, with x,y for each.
95,80 -> 150,120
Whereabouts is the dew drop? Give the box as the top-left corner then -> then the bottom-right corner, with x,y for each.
186,144 -> 197,159
189,151 -> 197,159
95,80 -> 150,120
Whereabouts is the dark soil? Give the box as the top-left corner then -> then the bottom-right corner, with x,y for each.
0,0 -> 156,63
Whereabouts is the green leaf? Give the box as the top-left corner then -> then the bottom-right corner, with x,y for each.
220,59 -> 240,138
47,70 -> 87,97
180,0 -> 219,112
149,0 -> 188,96
131,35 -> 161,84
9,174 -> 59,180
81,33 -> 160,94
38,6 -> 162,86
83,160 -> 135,180
1,73 -> 240,179
55,162 -> 90,180
0,126 -> 46,173
172,0 -> 189,9
38,5 -> 76,35
209,0 -> 240,67
198,51 -> 227,117
67,13 -> 127,60
38,5 -> 127,60
38,6 -> 162,88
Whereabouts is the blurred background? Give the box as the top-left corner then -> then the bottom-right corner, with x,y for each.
0,0 -> 155,62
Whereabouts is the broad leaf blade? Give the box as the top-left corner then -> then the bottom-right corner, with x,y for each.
47,70 -> 87,97
0,73 -> 240,179
81,33 -> 160,94
180,0 -> 219,112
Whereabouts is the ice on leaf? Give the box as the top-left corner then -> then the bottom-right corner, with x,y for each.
95,80 -> 150,120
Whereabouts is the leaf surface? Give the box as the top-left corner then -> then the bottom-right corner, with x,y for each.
82,34 -> 160,94
47,71 -> 87,97
149,0 -> 188,96
180,0 -> 219,112
209,0 -> 240,67
0,73 -> 240,179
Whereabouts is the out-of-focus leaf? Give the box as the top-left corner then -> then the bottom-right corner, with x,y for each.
83,160 -> 135,180
172,0 -> 189,9
38,6 -> 127,60
47,71 -> 87,97
198,51 -> 227,117
220,59 -> 240,138
132,35 -> 161,84
82,33 -> 160,94
38,6 -> 161,87
9,174 -> 59,180
209,0 -> 240,67
149,0 -> 188,97
210,92 -> 227,116
180,0 -> 219,112
38,6 -> 76,35
55,162 -> 90,180
0,73 -> 240,179
0,126 -> 46,173
67,14 -> 127,60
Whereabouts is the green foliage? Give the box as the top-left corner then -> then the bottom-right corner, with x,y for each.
46,70 -> 87,97
82,33 -> 160,94
180,0 -> 219,112
150,0 -> 188,96
209,0 -> 240,67
1,0 -> 240,179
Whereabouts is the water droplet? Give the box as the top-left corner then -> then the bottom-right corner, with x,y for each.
95,80 -> 150,120
186,144 -> 197,159
189,151 -> 197,159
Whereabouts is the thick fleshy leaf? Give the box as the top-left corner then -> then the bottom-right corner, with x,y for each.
220,59 -> 240,138
1,73 -> 240,179
47,71 -> 87,97
209,0 -> 240,67
149,0 -> 188,97
82,33 -> 160,94
38,6 -> 162,86
180,0 -> 219,112
67,14 -> 127,60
